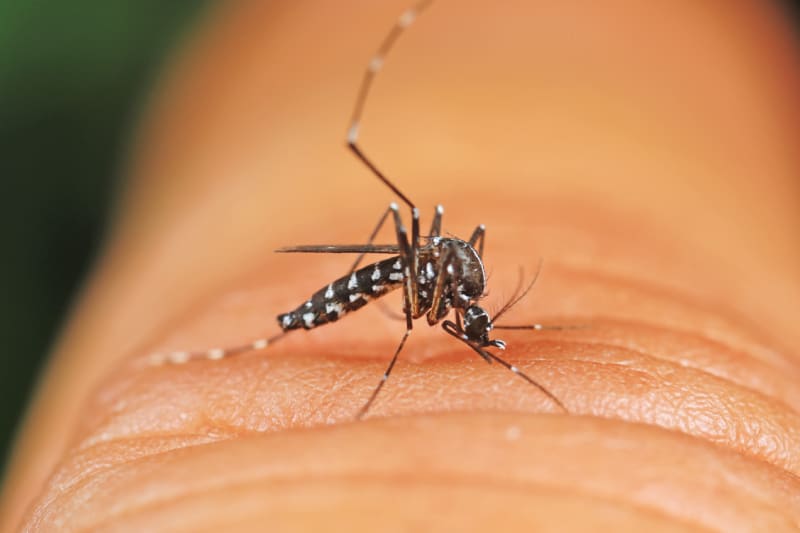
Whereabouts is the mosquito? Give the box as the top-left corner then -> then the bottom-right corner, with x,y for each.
149,0 -> 574,418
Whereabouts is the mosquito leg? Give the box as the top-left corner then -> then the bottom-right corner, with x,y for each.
147,331 -> 288,367
483,350 -> 567,412
468,224 -> 486,258
356,213 -> 419,420
409,206 -> 421,315
346,1 -> 433,210
390,204 -> 416,321
348,205 -> 393,274
425,246 -> 455,325
493,324 -> 588,331
356,326 -> 412,420
441,321 -> 567,412
429,204 -> 444,238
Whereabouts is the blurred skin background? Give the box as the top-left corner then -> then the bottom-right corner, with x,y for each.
0,1 -> 210,474
1,0 -> 799,529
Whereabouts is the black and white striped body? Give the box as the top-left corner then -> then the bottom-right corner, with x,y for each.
278,256 -> 406,330
277,237 -> 486,331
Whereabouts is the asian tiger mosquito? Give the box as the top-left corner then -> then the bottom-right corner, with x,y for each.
149,0 -> 575,418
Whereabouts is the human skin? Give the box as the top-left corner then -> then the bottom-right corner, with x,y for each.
3,0 -> 800,530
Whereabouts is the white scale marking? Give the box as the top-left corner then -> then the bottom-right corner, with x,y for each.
389,272 -> 403,281
304,300 -> 312,309
302,312 -> 315,327
510,366 -> 519,373
326,302 -> 343,315
371,265 -> 381,281
398,9 -> 416,28
349,293 -> 364,303
348,272 -> 358,290
371,284 -> 384,293
325,284 -> 334,299
169,351 -> 189,364
347,122 -> 359,144
207,348 -> 225,360
393,259 -> 402,270
368,55 -> 384,73
282,315 -> 294,328
252,339 -> 269,350
425,262 -> 435,280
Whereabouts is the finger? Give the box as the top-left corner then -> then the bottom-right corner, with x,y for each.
4,0 -> 799,530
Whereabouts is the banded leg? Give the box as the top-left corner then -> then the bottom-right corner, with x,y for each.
389,203 -> 414,328
346,1 -> 433,210
468,224 -> 486,258
441,320 -> 567,412
493,324 -> 588,332
356,325 -> 412,419
429,204 -> 444,238
425,244 -> 455,325
147,331 -> 287,367
409,206 -> 422,315
356,201 -> 421,419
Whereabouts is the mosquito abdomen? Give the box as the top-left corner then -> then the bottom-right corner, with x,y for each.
277,256 -> 406,331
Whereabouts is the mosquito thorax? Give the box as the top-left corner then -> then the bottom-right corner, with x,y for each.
428,238 -> 485,300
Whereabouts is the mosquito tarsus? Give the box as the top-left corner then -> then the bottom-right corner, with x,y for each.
149,0 -> 574,418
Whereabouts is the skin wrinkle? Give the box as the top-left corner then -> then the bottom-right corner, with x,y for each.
546,264 -> 795,372
53,266 -> 796,486
75,287 -> 796,452
62,330 -> 800,479
22,416 -> 800,532
543,335 -> 800,418
87,481 -> 716,533
22,435 -> 221,531
574,318 -> 800,410
89,477 -> 715,533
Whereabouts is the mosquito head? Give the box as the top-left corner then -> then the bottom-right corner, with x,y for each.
462,305 -> 506,350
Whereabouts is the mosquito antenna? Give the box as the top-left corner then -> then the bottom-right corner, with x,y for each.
492,258 -> 544,324
346,0 -> 434,210
490,265 -> 525,317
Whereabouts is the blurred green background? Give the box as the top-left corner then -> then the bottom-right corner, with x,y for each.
1,0 -> 798,481
0,1 -> 209,476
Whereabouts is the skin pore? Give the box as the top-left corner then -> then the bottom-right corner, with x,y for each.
3,0 -> 800,530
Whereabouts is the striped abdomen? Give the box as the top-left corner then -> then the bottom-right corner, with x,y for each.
277,256 -> 406,331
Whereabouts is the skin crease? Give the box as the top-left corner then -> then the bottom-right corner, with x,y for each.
2,0 -> 800,530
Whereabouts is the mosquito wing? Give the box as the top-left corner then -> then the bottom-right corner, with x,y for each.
275,244 -> 401,254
